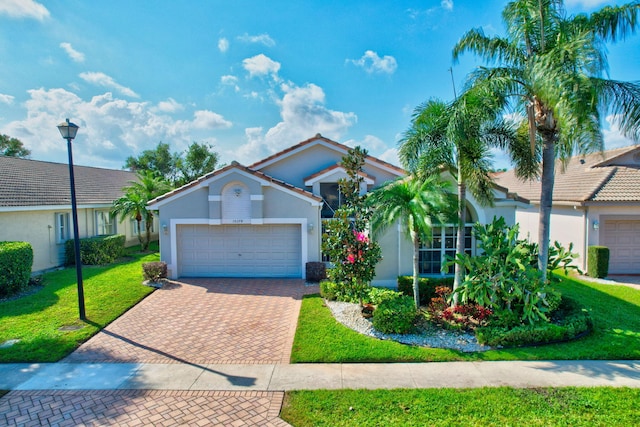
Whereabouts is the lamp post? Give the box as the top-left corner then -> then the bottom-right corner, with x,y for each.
57,118 -> 86,321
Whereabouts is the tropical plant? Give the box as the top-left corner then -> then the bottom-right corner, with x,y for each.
453,0 -> 640,281
398,88 -> 521,300
368,175 -> 455,308
322,147 -> 381,305
0,134 -> 30,158
111,171 -> 171,250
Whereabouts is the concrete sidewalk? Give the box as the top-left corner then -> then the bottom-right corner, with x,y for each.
2,360 -> 640,391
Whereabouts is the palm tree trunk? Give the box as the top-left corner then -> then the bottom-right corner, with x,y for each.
144,214 -> 152,251
538,137 -> 556,282
411,230 -> 420,309
453,178 -> 466,305
136,219 -> 143,247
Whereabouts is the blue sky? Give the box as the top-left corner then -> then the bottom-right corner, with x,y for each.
0,0 -> 638,170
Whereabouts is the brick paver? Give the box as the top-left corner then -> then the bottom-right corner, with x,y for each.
64,278 -> 317,364
0,390 -> 290,427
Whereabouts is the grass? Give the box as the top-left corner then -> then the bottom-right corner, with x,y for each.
0,245 -> 158,363
291,275 -> 640,362
281,387 -> 640,426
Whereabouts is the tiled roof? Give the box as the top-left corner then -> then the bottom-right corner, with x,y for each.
249,133 -> 406,175
0,156 -> 136,208
303,164 -> 376,183
494,145 -> 640,203
148,161 -> 322,206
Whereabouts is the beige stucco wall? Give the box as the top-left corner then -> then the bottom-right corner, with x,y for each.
0,206 -> 155,273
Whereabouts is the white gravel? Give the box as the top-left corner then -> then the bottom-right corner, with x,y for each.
325,299 -> 492,353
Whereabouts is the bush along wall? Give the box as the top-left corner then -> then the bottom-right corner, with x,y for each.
397,276 -> 454,306
587,245 -> 610,278
0,241 -> 34,297
65,234 -> 126,266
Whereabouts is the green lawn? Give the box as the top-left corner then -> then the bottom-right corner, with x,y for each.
281,387 -> 640,427
0,247 -> 157,363
291,275 -> 640,362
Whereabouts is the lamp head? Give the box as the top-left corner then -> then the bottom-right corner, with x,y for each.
57,118 -> 79,141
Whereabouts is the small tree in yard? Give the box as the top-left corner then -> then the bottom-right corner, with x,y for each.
322,146 -> 381,305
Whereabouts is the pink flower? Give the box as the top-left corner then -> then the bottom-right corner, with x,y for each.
347,253 -> 356,264
354,230 -> 369,243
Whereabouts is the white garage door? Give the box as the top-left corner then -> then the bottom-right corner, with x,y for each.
177,224 -> 302,278
602,220 -> 640,274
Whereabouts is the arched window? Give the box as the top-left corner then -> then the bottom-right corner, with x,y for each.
419,205 -> 476,275
222,182 -> 251,224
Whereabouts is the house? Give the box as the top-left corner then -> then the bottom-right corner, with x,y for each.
494,145 -> 640,274
148,134 -> 528,286
0,156 -> 157,273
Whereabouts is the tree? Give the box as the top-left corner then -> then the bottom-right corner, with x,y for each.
0,134 -> 30,158
368,175 -> 454,308
398,88 -> 521,300
111,171 -> 171,250
176,142 -> 220,186
125,141 -> 220,186
453,0 -> 640,281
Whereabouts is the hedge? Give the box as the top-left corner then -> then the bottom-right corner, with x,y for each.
0,241 -> 33,297
587,245 -> 609,278
65,234 -> 126,266
397,275 -> 454,306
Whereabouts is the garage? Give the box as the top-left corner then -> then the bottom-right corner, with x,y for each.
177,224 -> 302,278
602,219 -> 640,274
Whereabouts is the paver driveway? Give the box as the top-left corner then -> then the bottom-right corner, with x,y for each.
64,278 -> 314,365
0,278 -> 317,426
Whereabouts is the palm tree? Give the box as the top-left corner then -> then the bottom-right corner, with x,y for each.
368,175 -> 454,308
453,0 -> 640,281
111,171 -> 171,250
398,89 -> 520,299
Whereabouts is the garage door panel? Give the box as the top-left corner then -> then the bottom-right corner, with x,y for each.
177,224 -> 302,278
602,219 -> 640,274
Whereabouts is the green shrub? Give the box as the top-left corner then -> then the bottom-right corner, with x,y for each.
587,245 -> 609,278
65,234 -> 126,266
476,296 -> 592,347
372,295 -> 417,334
142,261 -> 167,282
397,276 -> 454,306
0,241 -> 33,297
365,287 -> 402,305
320,280 -> 339,301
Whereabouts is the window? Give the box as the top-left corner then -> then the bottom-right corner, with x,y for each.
56,212 -> 71,243
95,211 -> 115,235
320,183 -> 343,218
131,217 -> 153,235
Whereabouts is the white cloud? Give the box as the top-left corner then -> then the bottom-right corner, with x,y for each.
192,110 -> 232,129
603,114 -> 637,150
155,98 -> 183,113
441,0 -> 454,11
233,82 -> 356,164
378,147 -> 401,167
59,42 -> 85,63
0,0 -> 49,20
0,93 -> 14,104
348,50 -> 398,75
79,72 -> 140,98
218,37 -> 229,53
0,88 -> 229,168
242,54 -> 281,78
237,33 -> 275,47
220,74 -> 240,92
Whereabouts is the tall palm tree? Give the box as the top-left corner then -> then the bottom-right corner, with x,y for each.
398,88 -> 520,299
453,0 -> 640,281
368,175 -> 454,308
111,171 -> 171,250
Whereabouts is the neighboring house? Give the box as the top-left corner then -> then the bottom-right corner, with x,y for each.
0,156 -> 157,273
495,145 -> 640,274
149,134 -> 527,286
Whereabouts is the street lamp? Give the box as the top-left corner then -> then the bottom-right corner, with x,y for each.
57,118 -> 86,321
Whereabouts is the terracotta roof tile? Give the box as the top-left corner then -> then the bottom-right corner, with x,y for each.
0,156 -> 136,208
494,145 -> 640,203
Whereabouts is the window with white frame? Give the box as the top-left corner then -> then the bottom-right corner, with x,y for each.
320,183 -> 344,218
55,212 -> 71,243
95,211 -> 116,235
130,217 -> 153,236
